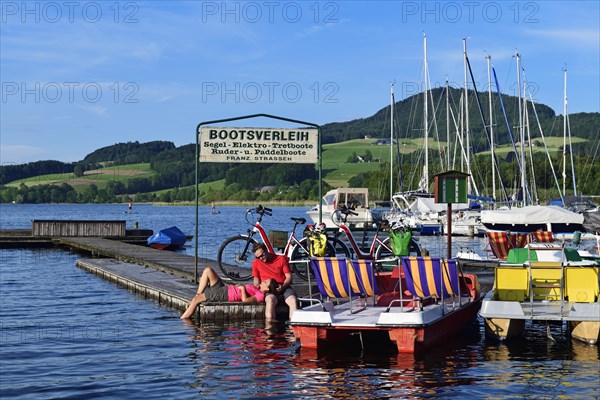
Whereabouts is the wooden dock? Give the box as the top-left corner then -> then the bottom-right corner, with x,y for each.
58,237 -> 202,281
1,221 -> 318,321
58,237 -> 286,320
76,258 -> 271,321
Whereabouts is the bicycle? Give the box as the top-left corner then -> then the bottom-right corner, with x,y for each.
217,205 -> 344,281
330,206 -> 421,270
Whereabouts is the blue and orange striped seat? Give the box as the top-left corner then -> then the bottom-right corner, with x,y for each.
309,257 -> 379,299
400,257 -> 460,299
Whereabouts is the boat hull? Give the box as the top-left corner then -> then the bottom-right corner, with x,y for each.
483,317 -> 526,341
307,187 -> 372,228
569,320 -> 600,345
147,226 -> 187,250
306,208 -> 372,228
292,297 -> 482,354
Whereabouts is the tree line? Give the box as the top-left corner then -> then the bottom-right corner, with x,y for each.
349,149 -> 599,203
1,89 -> 598,204
320,87 -> 600,149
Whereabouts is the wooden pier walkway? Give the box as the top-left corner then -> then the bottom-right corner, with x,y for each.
57,237 -> 210,281
76,258 -> 270,321
57,236 -> 309,321
2,222 -> 314,321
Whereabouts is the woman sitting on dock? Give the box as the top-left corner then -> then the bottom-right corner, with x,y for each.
181,267 -> 276,319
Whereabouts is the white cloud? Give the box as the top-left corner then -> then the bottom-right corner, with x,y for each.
525,29 -> 600,48
131,42 -> 163,62
75,105 -> 108,116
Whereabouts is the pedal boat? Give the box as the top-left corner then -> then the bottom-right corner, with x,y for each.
479,243 -> 600,344
289,257 -> 484,353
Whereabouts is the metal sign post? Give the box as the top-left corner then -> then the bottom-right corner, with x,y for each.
434,171 -> 469,259
194,114 -> 322,282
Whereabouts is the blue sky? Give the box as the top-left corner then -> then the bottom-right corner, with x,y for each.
1,1 -> 599,164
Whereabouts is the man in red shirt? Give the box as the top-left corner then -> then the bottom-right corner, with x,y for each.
252,243 -> 297,321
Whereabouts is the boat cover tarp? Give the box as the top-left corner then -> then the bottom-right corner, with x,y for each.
583,210 -> 600,233
481,206 -> 584,226
410,197 -> 469,214
147,226 -> 186,247
468,194 -> 495,202
548,195 -> 598,209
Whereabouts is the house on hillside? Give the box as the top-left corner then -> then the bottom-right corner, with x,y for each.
256,186 -> 276,193
373,139 -> 396,146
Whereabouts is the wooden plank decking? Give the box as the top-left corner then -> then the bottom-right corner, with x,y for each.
58,237 -> 207,281
76,258 -> 270,321
4,228 -> 312,321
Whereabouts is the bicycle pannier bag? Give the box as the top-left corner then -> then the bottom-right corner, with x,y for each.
308,232 -> 328,257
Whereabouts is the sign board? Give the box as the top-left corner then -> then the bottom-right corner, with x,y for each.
199,127 -> 318,164
434,171 -> 469,204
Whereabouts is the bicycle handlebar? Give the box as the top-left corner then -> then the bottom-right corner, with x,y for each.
254,205 -> 272,216
337,205 -> 359,216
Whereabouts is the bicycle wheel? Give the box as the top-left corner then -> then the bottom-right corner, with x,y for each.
290,237 -> 351,281
374,237 -> 421,271
217,235 -> 258,281
289,237 -> 313,281
328,237 -> 351,259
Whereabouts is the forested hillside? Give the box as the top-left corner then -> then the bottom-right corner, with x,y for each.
1,89 -> 598,204
322,87 -> 599,151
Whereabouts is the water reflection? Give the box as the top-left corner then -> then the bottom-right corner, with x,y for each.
481,323 -> 600,398
285,321 -> 484,398
182,320 -> 297,397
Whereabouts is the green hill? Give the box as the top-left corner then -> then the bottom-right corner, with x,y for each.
1,89 -> 598,204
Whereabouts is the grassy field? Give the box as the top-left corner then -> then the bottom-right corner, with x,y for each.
480,136 -> 586,156
7,163 -> 154,190
4,137 -> 590,195
152,179 -> 226,196
321,138 -> 426,187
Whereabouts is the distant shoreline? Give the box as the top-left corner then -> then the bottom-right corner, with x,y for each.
3,201 -> 315,207
152,200 -> 314,207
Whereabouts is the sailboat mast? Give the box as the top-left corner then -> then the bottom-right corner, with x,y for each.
487,54 -> 496,202
562,67 -> 568,197
390,81 -> 395,201
523,75 -> 539,204
563,67 -> 577,197
463,38 -> 471,192
516,52 -> 526,206
423,33 -> 429,191
446,79 -> 450,169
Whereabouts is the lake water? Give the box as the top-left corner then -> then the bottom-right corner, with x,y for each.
1,204 -> 598,399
